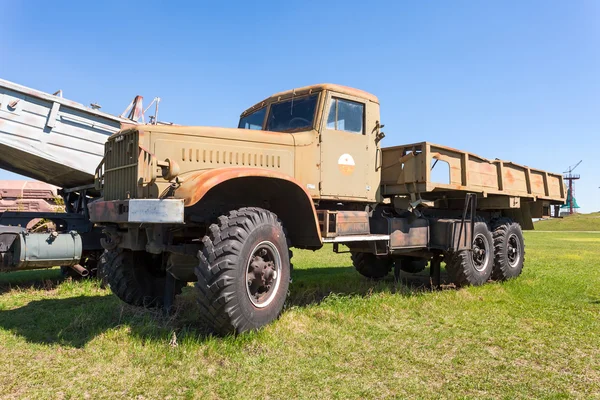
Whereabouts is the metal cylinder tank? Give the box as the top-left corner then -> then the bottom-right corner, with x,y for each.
0,230 -> 82,270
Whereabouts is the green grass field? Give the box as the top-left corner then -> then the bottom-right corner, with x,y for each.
534,212 -> 600,231
1,231 -> 599,399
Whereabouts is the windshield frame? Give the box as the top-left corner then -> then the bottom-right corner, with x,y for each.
238,91 -> 323,133
238,106 -> 267,130
265,93 -> 320,133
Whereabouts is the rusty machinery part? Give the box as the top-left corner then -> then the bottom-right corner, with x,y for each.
195,207 -> 291,335
350,252 -> 393,280
395,256 -> 427,274
29,220 -> 57,233
100,228 -> 121,251
490,218 -> 525,281
60,264 -> 89,278
60,251 -> 103,279
100,248 -> 185,308
445,220 -> 494,287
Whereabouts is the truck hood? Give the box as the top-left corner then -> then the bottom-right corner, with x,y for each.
138,125 -> 295,146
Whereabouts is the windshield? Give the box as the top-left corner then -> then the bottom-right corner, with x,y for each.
266,94 -> 318,132
238,107 -> 266,130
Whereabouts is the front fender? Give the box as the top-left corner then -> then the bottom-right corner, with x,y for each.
174,168 -> 305,206
173,167 -> 322,246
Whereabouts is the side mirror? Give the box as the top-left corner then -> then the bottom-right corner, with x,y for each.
373,120 -> 385,144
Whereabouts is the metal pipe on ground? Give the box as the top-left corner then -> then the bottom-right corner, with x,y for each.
68,264 -> 89,277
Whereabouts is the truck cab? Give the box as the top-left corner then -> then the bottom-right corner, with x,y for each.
237,84 -> 382,202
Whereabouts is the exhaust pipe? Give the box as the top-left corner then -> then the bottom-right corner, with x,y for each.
68,264 -> 89,277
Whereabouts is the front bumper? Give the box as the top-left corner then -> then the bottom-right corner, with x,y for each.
88,199 -> 185,224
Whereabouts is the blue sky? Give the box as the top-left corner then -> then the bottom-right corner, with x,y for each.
1,1 -> 598,212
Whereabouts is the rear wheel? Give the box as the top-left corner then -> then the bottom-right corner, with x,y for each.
491,218 -> 525,280
446,221 -> 494,286
195,207 -> 291,335
100,249 -> 185,308
351,252 -> 393,279
396,256 -> 427,274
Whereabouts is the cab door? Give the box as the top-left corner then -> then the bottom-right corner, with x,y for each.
319,93 -> 374,200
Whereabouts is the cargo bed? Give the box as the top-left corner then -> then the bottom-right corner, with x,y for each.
380,142 -> 566,204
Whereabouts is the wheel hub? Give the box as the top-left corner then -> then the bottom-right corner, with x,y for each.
472,233 -> 490,272
507,233 -> 521,267
246,241 -> 282,308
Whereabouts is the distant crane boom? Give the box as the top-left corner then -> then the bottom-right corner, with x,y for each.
564,160 -> 582,174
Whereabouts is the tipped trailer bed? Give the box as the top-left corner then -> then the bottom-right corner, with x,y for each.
0,78 -> 134,189
0,78 -> 139,276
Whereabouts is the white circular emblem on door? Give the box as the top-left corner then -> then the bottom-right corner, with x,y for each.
338,154 -> 355,175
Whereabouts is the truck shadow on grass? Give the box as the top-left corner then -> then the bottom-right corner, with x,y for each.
0,294 -> 121,348
286,266 -> 453,306
0,266 -> 452,348
0,269 -> 64,295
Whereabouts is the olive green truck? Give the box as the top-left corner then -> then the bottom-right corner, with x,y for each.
89,84 -> 565,334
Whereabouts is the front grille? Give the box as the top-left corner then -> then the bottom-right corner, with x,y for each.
103,130 -> 139,200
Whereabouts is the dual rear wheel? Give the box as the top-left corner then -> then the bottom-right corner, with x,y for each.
445,220 -> 495,286
490,218 -> 525,281
351,218 -> 525,287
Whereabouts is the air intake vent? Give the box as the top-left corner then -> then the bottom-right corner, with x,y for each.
180,148 -> 282,169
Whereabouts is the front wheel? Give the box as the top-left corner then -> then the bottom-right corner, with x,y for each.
195,207 -> 291,335
100,249 -> 185,308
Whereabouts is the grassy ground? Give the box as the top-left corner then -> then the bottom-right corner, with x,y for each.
1,232 -> 599,399
534,212 -> 600,231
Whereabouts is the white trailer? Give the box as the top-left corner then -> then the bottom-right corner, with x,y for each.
0,78 -> 137,189
0,78 -> 146,276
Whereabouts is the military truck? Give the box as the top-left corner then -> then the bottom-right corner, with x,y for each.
89,84 -> 565,334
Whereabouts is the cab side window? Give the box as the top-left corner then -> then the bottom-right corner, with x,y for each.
326,98 -> 364,134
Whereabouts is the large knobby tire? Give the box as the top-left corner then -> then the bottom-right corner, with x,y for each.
351,252 -> 393,279
446,221 -> 494,287
100,249 -> 185,308
195,207 -> 291,335
491,218 -> 525,280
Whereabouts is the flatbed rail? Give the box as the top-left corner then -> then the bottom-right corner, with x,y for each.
380,141 -> 565,203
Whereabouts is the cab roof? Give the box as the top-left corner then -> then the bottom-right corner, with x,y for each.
241,84 -> 379,117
